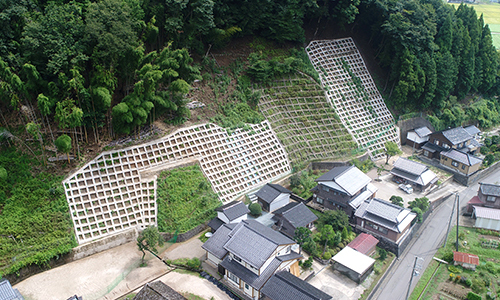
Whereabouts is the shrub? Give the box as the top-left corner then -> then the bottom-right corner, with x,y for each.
465,278 -> 473,287
248,202 -> 262,216
472,278 -> 486,294
379,249 -> 387,261
448,265 -> 461,273
485,261 -> 498,274
412,207 -> 423,223
442,251 -> 454,263
323,252 -> 332,260
374,266 -> 381,275
302,256 -> 313,269
467,291 -> 482,300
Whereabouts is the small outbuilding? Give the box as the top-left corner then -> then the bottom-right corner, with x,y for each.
453,251 -> 479,271
332,247 -> 375,283
473,206 -> 500,231
391,158 -> 438,192
272,202 -> 318,238
347,233 -> 379,256
406,126 -> 432,149
208,200 -> 250,232
256,183 -> 292,212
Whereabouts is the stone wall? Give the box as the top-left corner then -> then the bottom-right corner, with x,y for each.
453,161 -> 500,186
309,152 -> 370,171
161,223 -> 209,243
397,117 -> 434,145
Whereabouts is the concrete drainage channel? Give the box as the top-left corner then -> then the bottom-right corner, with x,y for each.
200,271 -> 241,300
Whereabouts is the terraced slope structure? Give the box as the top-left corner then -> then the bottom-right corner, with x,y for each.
63,121 -> 291,244
257,73 -> 357,165
306,38 -> 400,159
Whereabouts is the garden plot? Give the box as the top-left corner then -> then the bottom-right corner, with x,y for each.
257,73 -> 356,165
306,38 -> 400,160
63,121 -> 290,244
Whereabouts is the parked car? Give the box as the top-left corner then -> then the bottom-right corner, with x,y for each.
399,184 -> 413,194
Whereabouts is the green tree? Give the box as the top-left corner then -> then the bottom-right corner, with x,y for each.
408,197 -> 430,212
384,141 -> 401,164
137,226 -> 164,263
248,202 -> 262,217
390,195 -> 404,208
318,209 -> 349,232
55,134 -> 72,163
26,122 -> 45,164
378,248 -> 387,260
0,166 -> 7,180
320,224 -> 335,256
294,227 -> 312,254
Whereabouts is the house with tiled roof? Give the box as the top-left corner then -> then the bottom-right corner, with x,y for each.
208,201 -> 250,232
272,202 -> 318,238
354,198 -> 416,244
464,125 -> 481,140
261,271 -> 332,300
133,281 -> 186,300
256,184 -> 292,212
202,223 -> 237,274
406,126 -> 433,149
0,280 -> 24,300
466,183 -> 500,230
311,165 -> 377,218
391,158 -> 438,192
453,251 -> 479,271
347,233 -> 379,255
440,148 -> 482,176
204,219 -> 302,300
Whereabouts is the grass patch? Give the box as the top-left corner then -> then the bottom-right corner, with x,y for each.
156,165 -> 221,233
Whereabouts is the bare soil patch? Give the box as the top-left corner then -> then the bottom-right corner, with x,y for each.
438,281 -> 470,300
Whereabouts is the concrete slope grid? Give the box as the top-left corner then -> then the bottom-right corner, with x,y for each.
306,38 -> 400,160
63,121 -> 291,244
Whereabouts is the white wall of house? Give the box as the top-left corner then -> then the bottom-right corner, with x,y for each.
475,217 -> 500,231
407,132 -> 429,144
206,252 -> 222,267
217,211 -> 230,224
259,244 -> 292,274
231,214 -> 247,224
269,193 -> 290,212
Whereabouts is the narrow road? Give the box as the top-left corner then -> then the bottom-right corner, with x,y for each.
370,167 -> 500,300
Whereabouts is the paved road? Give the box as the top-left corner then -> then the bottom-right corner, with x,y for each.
370,167 -> 500,300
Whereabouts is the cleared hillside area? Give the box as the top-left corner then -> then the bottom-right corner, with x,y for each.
257,73 -> 357,166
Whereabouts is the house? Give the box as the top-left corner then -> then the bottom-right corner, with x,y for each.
421,142 -> 445,160
207,219 -> 301,300
256,184 -> 292,212
208,201 -> 250,232
428,127 -> 475,152
390,158 -> 438,192
311,165 -> 377,218
347,233 -> 379,256
272,202 -> 318,238
406,126 -> 432,149
202,223 -> 237,274
261,271 -> 332,300
464,125 -> 481,140
0,280 -> 24,300
354,198 -> 416,244
453,251 -> 479,271
472,206 -> 500,231
440,149 -> 482,176
467,183 -> 500,213
332,247 -> 376,283
133,280 -> 186,300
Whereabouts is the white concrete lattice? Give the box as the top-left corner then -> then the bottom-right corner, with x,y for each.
63,121 -> 291,244
306,38 -> 400,159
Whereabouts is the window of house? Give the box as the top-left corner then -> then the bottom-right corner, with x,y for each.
444,143 -> 450,149
378,227 -> 388,235
245,283 -> 250,289
317,197 -> 324,204
423,150 -> 429,156
487,196 -> 496,202
228,272 -> 238,283
233,255 -> 242,263
322,186 -> 329,192
451,161 -> 459,167
444,157 -> 448,161
462,165 -> 466,170
434,139 -> 439,146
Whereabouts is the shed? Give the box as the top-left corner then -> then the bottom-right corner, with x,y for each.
347,233 -> 379,255
332,247 -> 375,283
406,126 -> 432,149
473,206 -> 500,231
208,201 -> 250,231
272,202 -> 318,238
256,184 -> 292,212
133,281 -> 186,300
453,251 -> 479,271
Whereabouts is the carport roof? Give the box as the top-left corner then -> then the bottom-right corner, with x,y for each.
333,247 -> 375,275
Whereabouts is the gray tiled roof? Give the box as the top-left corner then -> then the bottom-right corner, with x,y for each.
0,280 -> 23,300
392,158 -> 428,176
414,126 -> 432,138
480,183 -> 500,197
133,281 -> 186,300
224,220 -> 295,269
355,198 -> 415,233
207,217 -> 225,231
442,127 -> 472,145
441,149 -> 482,166
261,271 -> 332,300
464,125 -> 481,136
273,202 -> 318,229
315,165 -> 371,196
315,166 -> 351,181
256,184 -> 292,204
215,201 -> 250,221
202,223 -> 237,259
421,142 -> 444,153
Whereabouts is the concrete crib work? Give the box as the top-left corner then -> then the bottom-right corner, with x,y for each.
63,121 -> 291,244
306,38 -> 400,159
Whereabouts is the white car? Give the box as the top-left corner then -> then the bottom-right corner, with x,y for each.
399,184 -> 413,194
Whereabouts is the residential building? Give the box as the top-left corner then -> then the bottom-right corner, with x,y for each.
332,247 -> 375,283
472,206 -> 500,231
311,165 -> 377,218
133,281 -> 186,300
208,201 -> 250,232
0,280 -> 24,300
421,142 -> 445,160
390,158 -> 438,192
453,251 -> 479,271
261,271 -> 332,300
406,126 -> 432,149
428,126 -> 475,151
205,219 -> 301,300
464,125 -> 481,140
354,198 -> 416,243
347,233 -> 379,256
440,149 -> 482,176
202,223 -> 237,274
467,183 -> 500,213
272,202 -> 318,238
256,184 -> 292,212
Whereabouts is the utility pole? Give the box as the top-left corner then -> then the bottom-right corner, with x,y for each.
405,256 -> 423,300
456,194 -> 460,252
444,193 -> 458,248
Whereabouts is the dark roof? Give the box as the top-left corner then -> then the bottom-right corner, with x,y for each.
207,217 -> 225,231
347,233 -> 379,255
316,166 -> 351,181
261,271 -> 332,300
0,280 -> 24,300
355,198 -> 415,233
441,149 -> 482,166
256,184 -> 292,204
441,127 -> 472,145
66,297 -> 82,300
421,142 -> 444,153
315,165 -> 371,196
224,220 -> 295,269
274,202 -> 318,229
480,183 -> 500,197
133,281 -> 186,300
215,201 -> 250,221
464,125 -> 481,136
392,158 -> 427,176
414,126 -> 432,138
202,223 -> 237,259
